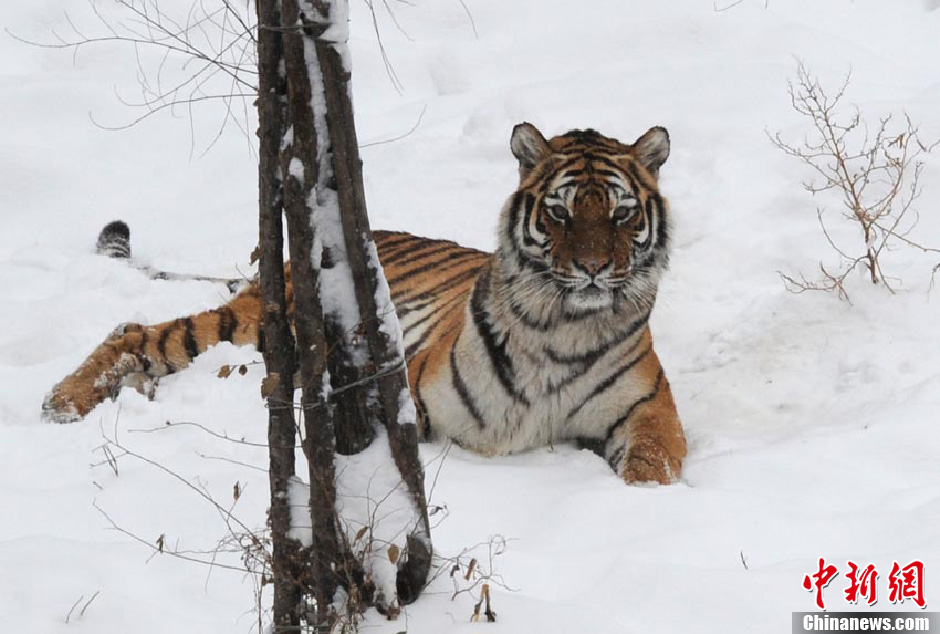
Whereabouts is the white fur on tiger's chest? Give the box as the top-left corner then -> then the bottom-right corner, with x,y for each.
419,306 -> 653,456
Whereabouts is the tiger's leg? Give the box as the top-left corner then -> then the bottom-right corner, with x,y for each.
42,284 -> 264,423
42,325 -> 149,423
605,372 -> 687,485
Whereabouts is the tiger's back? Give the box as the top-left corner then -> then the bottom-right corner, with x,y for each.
374,230 -> 489,362
373,231 -> 490,435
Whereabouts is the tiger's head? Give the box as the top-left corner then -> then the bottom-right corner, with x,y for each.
498,123 -> 672,319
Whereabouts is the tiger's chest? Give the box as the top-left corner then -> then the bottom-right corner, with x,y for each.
417,308 -> 651,455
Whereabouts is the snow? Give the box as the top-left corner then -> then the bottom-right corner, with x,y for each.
367,237 -> 408,366
292,427 -> 426,608
311,0 -> 353,73
397,387 -> 417,427
297,9 -> 364,342
309,185 -> 363,338
288,476 -> 314,546
288,157 -> 304,181
2,0 -> 940,632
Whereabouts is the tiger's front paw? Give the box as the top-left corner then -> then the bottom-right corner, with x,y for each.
623,438 -> 682,485
41,389 -> 82,424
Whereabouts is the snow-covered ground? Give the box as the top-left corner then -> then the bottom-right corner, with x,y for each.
3,1 -> 940,632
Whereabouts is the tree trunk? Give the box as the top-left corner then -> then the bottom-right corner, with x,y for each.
311,20 -> 432,604
255,0 -> 302,631
278,0 -> 350,625
258,0 -> 432,627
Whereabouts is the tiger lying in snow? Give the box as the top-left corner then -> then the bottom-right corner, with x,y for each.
43,123 -> 687,485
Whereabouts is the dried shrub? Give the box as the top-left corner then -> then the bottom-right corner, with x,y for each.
770,62 -> 940,301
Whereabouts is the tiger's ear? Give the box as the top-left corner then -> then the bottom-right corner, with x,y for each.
633,126 -> 670,177
511,122 -> 551,177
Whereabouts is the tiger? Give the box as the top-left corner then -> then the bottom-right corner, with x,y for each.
43,123 -> 687,485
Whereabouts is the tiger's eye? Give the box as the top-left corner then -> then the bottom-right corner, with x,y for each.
612,201 -> 638,223
545,205 -> 569,222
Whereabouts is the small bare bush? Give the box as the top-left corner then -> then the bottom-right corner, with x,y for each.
770,62 -> 940,301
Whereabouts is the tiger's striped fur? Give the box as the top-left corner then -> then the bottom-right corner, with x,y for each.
43,123 -> 686,485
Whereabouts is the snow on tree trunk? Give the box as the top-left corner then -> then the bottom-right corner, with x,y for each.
260,0 -> 431,628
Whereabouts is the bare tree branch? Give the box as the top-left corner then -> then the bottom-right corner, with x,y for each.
8,0 -> 258,153
769,62 -> 939,301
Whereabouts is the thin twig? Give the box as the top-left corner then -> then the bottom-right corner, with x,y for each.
80,591 -> 101,618
65,595 -> 84,624
360,104 -> 427,148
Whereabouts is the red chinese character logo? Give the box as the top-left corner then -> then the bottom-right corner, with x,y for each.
804,557 -> 839,610
888,560 -> 926,608
844,561 -> 878,606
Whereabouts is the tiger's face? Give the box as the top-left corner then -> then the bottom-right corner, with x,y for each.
499,123 -> 672,317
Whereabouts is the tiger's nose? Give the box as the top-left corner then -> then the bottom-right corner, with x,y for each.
572,256 -> 610,277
